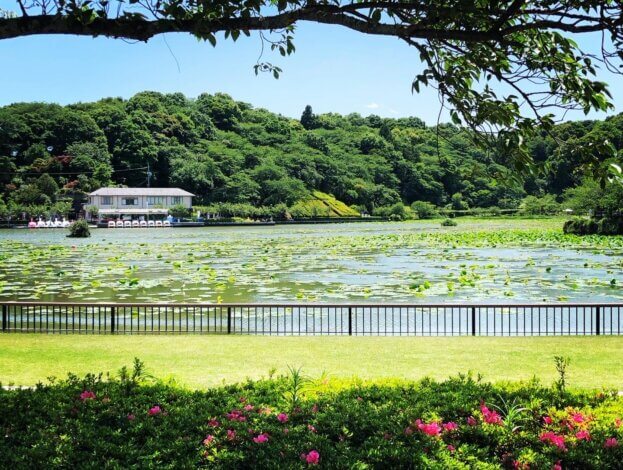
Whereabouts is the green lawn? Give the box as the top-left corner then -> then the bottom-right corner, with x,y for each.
0,335 -> 621,390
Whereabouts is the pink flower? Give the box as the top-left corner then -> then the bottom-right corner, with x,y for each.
307,424 -> 317,433
127,413 -> 135,421
576,430 -> 591,441
80,390 -> 96,401
244,404 -> 254,412
605,437 -> 619,448
226,410 -> 246,422
253,433 -> 269,444
226,429 -> 236,441
553,462 -> 562,470
543,416 -> 553,425
148,405 -> 162,416
416,419 -> 442,437
203,435 -> 215,446
540,431 -> 567,451
467,416 -> 477,426
443,421 -> 458,432
447,445 -> 455,453
283,428 -> 289,434
311,404 -> 319,413
208,419 -> 220,427
277,413 -> 289,423
570,412 -> 585,424
304,450 -> 320,465
480,404 -> 503,425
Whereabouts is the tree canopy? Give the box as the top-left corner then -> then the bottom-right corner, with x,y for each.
1,1 -> 622,173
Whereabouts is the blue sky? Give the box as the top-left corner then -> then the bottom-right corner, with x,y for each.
0,17 -> 621,124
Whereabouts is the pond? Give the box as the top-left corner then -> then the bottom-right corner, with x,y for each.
0,219 -> 622,304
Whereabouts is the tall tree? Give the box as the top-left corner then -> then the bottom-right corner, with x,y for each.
300,105 -> 317,131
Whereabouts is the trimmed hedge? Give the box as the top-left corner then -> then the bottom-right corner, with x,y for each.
289,191 -> 359,218
1,361 -> 622,468
563,217 -> 623,235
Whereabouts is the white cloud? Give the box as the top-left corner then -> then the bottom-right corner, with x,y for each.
365,102 -> 380,109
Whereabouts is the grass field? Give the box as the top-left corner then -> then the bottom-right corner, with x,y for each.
1,335 -> 621,390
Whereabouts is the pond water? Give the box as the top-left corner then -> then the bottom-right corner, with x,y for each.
0,220 -> 622,304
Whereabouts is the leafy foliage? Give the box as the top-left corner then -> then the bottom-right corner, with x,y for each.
1,92 -> 623,221
520,195 -> 560,216
1,2 -> 622,176
67,219 -> 90,238
441,218 -> 458,227
1,363 -> 622,468
289,191 -> 359,218
563,217 -> 623,236
411,200 -> 440,219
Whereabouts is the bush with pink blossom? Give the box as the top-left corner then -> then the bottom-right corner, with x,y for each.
0,362 -> 622,468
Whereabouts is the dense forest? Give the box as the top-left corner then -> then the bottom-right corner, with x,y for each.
0,91 -> 622,220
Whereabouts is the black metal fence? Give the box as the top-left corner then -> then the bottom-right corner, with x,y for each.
1,302 -> 622,336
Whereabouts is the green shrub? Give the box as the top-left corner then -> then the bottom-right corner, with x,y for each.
597,217 -> 623,235
487,206 -> 502,216
411,201 -> 439,219
169,204 -> 191,219
563,217 -> 599,235
563,218 -> 581,234
1,363 -> 622,469
520,195 -> 560,215
441,218 -> 457,227
373,202 -> 411,221
67,219 -> 90,238
85,205 -> 99,218
469,206 -> 503,217
450,193 -> 469,210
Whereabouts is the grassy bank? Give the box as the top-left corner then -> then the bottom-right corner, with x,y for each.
1,335 -> 621,389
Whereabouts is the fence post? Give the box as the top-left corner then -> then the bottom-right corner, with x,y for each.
471,307 -> 476,336
348,307 -> 353,336
596,306 -> 601,336
2,304 -> 6,332
110,307 -> 115,334
227,307 -> 232,334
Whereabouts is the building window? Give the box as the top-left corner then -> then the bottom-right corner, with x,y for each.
147,196 -> 163,205
171,196 -> 182,205
101,196 -> 113,205
122,197 -> 138,206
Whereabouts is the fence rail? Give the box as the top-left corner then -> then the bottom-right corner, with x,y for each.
1,302 -> 622,336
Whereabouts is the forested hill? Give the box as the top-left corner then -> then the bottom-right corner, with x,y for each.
1,91 -> 622,216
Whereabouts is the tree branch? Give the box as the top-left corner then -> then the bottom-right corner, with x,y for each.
0,10 -> 515,42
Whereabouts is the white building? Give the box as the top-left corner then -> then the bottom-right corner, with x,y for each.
87,187 -> 194,220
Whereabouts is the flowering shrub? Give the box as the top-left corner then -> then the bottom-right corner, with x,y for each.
0,365 -> 622,468
79,390 -> 96,401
